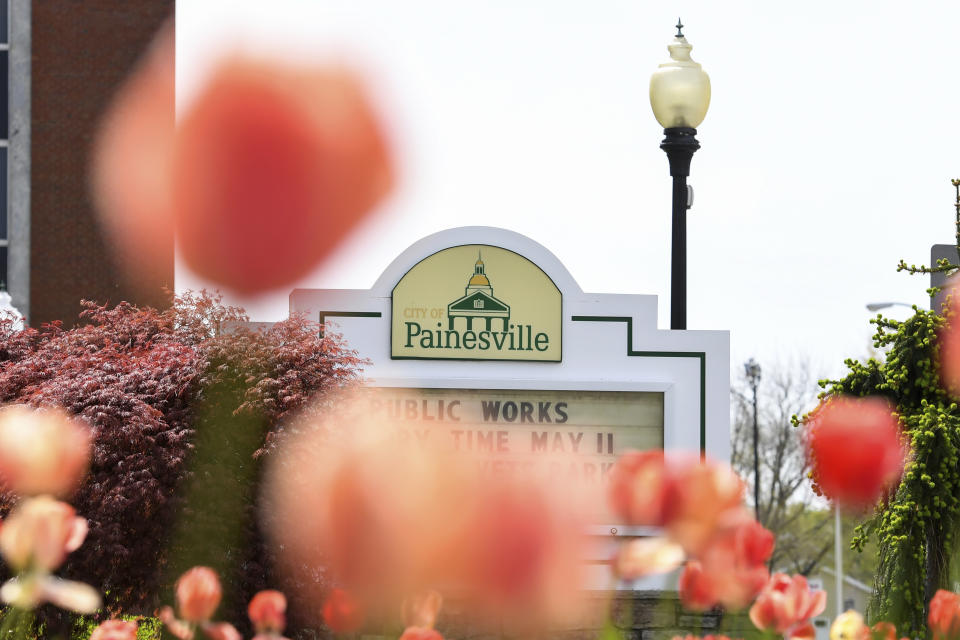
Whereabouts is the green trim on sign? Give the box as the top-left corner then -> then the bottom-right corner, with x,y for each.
571,315 -> 706,455
318,311 -> 382,338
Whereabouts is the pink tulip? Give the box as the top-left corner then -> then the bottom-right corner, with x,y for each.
0,499 -> 100,614
266,392 -> 588,630
607,452 -> 744,558
749,573 -> 826,636
175,567 -> 222,622
677,510 -> 773,612
805,396 -> 905,508
248,590 -> 286,633
0,405 -> 92,498
665,459 -> 745,557
678,561 -> 716,612
608,450 -> 670,526
871,621 -> 898,640
0,496 -> 88,572
929,590 -> 960,640
791,624 -> 817,640
322,588 -> 364,633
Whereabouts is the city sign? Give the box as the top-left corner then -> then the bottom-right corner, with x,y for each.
290,226 -> 730,589
391,243 -> 562,361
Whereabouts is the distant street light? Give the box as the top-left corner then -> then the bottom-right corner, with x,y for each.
650,19 -> 710,330
744,358 -> 761,522
865,301 -> 914,312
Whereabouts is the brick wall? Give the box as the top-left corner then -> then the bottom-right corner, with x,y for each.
30,0 -> 174,327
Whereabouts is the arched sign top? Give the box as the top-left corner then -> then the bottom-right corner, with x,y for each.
391,243 -> 562,361
370,226 -> 583,297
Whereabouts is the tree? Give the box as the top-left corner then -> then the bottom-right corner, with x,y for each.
0,292 -> 364,632
818,303 -> 958,636
731,361 -> 878,583
732,361 -> 823,570
813,181 -> 960,635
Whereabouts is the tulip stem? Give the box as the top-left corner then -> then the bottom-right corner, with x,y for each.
835,503 -> 843,618
0,606 -> 33,640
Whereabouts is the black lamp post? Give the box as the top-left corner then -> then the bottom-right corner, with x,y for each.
744,358 -> 762,522
650,20 -> 711,330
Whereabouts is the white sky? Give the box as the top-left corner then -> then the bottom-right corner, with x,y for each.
176,0 -> 960,382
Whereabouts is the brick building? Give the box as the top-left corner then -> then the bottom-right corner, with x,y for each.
6,0 -> 173,327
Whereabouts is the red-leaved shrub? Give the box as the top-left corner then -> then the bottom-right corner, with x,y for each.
0,291 -> 363,632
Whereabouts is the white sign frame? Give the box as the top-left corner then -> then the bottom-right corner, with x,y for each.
290,226 -> 730,590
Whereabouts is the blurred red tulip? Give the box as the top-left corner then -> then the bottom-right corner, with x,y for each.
792,623 -> 817,640
265,389 -> 589,631
94,27 -> 393,295
0,405 -> 92,498
399,628 -> 444,640
174,61 -> 392,293
89,620 -> 138,640
696,514 -> 771,610
608,450 -> 669,526
323,588 -> 364,633
805,396 -> 905,507
318,440 -> 470,599
402,590 -> 443,629
248,590 -> 286,633
749,573 -> 826,636
607,452 -> 744,557
175,567 -> 222,622
678,561 -> 716,612
466,481 -> 552,599
929,589 -> 960,640
871,622 -> 897,640
665,459 -> 745,557
459,475 -> 587,628
730,515 -> 776,567
677,510 -> 772,612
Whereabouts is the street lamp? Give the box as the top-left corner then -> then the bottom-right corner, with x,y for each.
744,358 -> 761,522
650,19 -> 711,331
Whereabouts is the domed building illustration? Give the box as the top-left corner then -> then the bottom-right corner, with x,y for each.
447,254 -> 510,331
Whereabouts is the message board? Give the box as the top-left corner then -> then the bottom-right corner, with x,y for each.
291,226 -> 732,591
367,387 -> 664,521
